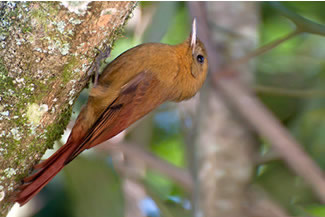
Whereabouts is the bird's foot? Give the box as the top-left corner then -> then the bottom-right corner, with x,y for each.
88,46 -> 111,87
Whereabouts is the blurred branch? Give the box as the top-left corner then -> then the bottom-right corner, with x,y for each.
98,137 -> 290,217
105,141 -> 180,217
223,2 -> 325,72
94,130 -> 289,216
245,189 -> 291,217
255,152 -> 281,165
123,179 -> 147,217
226,30 -> 301,71
108,148 -> 147,217
255,84 -> 325,98
192,1 -> 325,204
269,2 -> 325,36
100,139 -> 184,217
98,138 -> 282,190
143,185 -> 176,217
62,118 -> 194,192
214,76 -> 325,203
96,141 -> 193,191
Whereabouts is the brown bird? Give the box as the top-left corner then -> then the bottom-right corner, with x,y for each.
15,18 -> 208,205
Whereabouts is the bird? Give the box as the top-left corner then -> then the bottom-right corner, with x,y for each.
14,18 -> 208,206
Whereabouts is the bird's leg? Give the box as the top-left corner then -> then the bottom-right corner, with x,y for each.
88,46 -> 111,87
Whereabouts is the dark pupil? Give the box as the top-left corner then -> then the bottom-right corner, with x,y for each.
197,55 -> 204,63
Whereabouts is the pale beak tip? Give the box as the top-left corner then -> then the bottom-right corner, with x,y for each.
191,18 -> 197,54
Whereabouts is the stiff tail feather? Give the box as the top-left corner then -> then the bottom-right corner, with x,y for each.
14,139 -> 79,206
13,110 -> 90,206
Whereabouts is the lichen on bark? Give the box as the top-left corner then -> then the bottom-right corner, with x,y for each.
0,1 -> 136,215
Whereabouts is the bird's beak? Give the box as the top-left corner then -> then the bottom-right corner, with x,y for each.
190,18 -> 197,55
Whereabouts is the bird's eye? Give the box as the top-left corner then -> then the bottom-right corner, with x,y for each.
197,54 -> 204,64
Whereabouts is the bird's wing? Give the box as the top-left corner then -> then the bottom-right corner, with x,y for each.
66,70 -> 165,163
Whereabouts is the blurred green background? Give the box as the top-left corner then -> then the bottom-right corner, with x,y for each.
8,2 -> 325,217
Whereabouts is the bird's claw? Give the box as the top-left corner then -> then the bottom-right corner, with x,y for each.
88,46 -> 111,87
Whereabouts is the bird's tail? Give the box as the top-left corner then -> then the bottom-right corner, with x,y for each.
14,139 -> 78,206
13,108 -> 90,206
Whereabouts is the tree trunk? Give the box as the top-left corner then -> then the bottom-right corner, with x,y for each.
0,2 -> 136,215
189,2 -> 258,217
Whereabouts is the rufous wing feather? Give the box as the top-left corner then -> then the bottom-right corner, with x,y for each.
66,71 -> 165,162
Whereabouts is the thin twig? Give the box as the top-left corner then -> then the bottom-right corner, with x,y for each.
227,29 -> 301,69
254,84 -> 325,98
255,152 -> 281,165
269,2 -> 325,36
225,1 -> 325,70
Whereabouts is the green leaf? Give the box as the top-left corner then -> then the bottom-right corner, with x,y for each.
305,205 -> 325,217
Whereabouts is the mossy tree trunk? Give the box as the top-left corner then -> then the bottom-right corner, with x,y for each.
0,2 -> 136,215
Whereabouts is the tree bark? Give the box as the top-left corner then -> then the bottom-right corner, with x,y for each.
0,2 -> 136,215
188,2 -> 258,217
